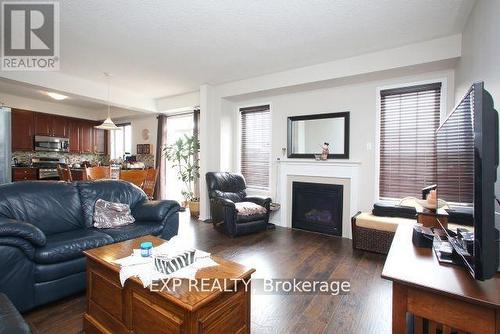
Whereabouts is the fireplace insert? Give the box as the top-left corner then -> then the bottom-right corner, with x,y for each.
292,181 -> 343,236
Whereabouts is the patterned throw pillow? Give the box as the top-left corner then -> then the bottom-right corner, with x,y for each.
93,199 -> 135,229
234,202 -> 267,217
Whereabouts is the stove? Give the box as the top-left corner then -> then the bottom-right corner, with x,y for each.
32,157 -> 66,180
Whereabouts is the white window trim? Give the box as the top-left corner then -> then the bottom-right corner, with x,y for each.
236,102 -> 273,195
374,77 -> 448,203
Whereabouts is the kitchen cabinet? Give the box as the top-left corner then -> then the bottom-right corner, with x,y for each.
52,115 -> 67,137
68,119 -> 80,153
34,113 -> 52,136
80,120 -> 93,153
11,109 -> 34,151
12,167 -> 38,182
34,113 -> 68,137
93,127 -> 107,154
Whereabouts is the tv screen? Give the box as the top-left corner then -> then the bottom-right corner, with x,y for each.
437,82 -> 499,280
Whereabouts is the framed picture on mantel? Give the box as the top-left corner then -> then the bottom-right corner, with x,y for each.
287,111 -> 350,159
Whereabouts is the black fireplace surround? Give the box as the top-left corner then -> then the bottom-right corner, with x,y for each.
292,182 -> 343,236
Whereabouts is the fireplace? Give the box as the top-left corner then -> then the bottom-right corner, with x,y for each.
291,181 -> 343,236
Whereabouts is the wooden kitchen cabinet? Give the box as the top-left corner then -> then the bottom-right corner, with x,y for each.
80,120 -> 93,153
34,113 -> 68,137
11,109 -> 34,151
12,167 -> 38,182
93,126 -> 107,154
34,113 -> 53,136
68,119 -> 81,153
52,115 -> 68,137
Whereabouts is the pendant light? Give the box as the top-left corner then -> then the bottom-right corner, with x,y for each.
95,72 -> 119,130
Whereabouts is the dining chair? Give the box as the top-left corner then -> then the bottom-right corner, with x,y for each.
85,166 -> 111,180
119,170 -> 147,188
57,165 -> 73,182
142,168 -> 159,199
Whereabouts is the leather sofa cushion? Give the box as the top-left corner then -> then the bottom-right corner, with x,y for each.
132,200 -> 180,222
35,257 -> 86,283
0,181 -> 85,235
78,180 -> 147,228
0,293 -> 31,334
34,229 -> 113,264
97,221 -> 164,242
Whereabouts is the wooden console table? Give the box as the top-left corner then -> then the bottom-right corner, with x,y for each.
382,225 -> 500,334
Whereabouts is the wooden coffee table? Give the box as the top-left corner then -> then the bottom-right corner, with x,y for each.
83,236 -> 255,334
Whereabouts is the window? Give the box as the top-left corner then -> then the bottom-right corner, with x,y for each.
379,83 -> 442,200
110,123 -> 132,160
240,105 -> 271,190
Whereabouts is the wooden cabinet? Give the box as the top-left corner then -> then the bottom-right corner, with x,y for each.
80,120 -> 93,153
13,109 -> 108,155
34,113 -> 53,136
11,109 -> 34,151
68,119 -> 80,153
34,113 -> 68,137
12,167 -> 38,182
52,115 -> 67,137
93,127 -> 107,154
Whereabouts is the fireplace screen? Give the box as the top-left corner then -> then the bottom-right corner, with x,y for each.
292,182 -> 343,236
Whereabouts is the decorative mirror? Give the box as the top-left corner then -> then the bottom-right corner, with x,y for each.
287,112 -> 350,159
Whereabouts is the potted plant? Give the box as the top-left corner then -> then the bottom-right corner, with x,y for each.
163,134 -> 200,217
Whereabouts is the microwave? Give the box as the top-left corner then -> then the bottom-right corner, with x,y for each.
34,135 -> 69,152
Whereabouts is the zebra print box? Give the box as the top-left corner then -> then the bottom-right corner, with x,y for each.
153,250 -> 196,275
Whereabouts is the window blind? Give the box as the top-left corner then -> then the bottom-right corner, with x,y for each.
379,83 -> 441,200
240,105 -> 271,190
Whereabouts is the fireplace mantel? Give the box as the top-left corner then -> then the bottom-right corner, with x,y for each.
273,159 -> 361,238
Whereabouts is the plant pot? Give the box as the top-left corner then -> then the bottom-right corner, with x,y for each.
188,200 -> 200,218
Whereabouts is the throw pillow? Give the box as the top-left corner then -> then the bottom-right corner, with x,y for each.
93,199 -> 135,229
234,202 -> 267,217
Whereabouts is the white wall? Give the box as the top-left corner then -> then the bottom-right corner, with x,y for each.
221,68 -> 455,212
114,114 -> 158,157
455,0 -> 499,105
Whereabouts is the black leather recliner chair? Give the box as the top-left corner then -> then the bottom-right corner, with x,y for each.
0,180 -> 180,312
206,172 -> 272,236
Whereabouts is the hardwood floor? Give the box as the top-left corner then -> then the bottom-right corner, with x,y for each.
24,212 -> 392,334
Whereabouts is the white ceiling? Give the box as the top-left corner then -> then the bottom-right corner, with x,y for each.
4,0 -> 476,101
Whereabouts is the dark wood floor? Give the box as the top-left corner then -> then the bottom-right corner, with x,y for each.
24,212 -> 392,334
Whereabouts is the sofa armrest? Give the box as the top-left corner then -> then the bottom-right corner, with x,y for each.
216,198 -> 236,208
0,217 -> 46,247
132,200 -> 180,222
244,196 -> 271,209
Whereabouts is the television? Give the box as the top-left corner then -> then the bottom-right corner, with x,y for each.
436,81 -> 499,280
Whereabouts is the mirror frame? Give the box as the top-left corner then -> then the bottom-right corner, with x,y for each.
287,111 -> 350,159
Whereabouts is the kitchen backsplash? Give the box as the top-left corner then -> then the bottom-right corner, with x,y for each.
12,151 -> 110,166
12,151 -> 155,168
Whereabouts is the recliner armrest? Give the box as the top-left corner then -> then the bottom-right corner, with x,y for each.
215,198 -> 236,208
244,196 -> 272,209
0,217 -> 46,247
132,200 -> 180,222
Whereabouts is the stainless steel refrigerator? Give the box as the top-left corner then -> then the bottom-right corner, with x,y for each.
0,107 -> 11,184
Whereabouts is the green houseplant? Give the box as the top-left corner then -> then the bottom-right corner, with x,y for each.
162,134 -> 200,217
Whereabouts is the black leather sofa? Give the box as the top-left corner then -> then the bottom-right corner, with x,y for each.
206,172 -> 272,236
0,180 -> 180,312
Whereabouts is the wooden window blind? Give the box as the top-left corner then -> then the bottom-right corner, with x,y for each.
379,83 -> 442,200
436,90 -> 474,204
240,105 -> 271,190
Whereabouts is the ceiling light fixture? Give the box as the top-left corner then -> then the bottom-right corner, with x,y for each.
95,72 -> 119,131
46,92 -> 68,100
